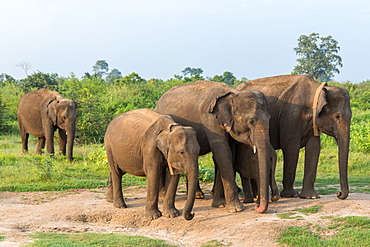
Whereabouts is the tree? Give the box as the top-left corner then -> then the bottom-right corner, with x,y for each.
210,71 -> 237,86
292,33 -> 342,82
92,60 -> 109,78
181,67 -> 203,77
17,62 -> 31,77
106,68 -> 122,83
20,71 -> 59,92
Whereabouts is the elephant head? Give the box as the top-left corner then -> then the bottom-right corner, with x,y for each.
47,97 -> 77,161
315,86 -> 352,199
208,90 -> 271,213
157,123 -> 200,220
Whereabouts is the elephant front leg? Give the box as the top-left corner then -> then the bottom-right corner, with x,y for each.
212,151 -> 244,213
145,169 -> 162,220
280,146 -> 300,198
58,129 -> 67,155
36,137 -> 45,155
162,173 -> 180,218
241,177 -> 254,203
300,136 -> 320,199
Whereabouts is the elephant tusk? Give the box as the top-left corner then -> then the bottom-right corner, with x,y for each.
168,162 -> 175,175
253,145 -> 257,154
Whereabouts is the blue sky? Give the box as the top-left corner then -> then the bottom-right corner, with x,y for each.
1,0 -> 369,82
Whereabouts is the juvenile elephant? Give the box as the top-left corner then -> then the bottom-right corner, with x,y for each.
212,143 -> 279,206
17,88 -> 77,161
237,75 -> 352,199
155,80 -> 271,213
104,108 -> 200,220
235,144 -> 279,203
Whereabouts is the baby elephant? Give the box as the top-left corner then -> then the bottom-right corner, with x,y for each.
105,108 -> 200,220
236,144 -> 280,204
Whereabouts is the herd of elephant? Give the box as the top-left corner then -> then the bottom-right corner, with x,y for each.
17,75 -> 352,221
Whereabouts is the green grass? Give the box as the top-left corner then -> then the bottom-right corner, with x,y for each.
26,232 -> 176,247
278,216 -> 370,246
0,135 -> 146,192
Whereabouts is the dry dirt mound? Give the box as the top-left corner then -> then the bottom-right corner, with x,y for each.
1,187 -> 370,247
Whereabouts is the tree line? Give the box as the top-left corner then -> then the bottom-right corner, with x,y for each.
0,64 -> 249,143
1,33 -> 369,153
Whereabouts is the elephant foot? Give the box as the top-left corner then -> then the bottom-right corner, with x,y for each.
113,201 -> 127,208
299,188 -> 320,199
243,197 -> 254,203
162,207 -> 180,218
211,198 -> 226,208
280,188 -> 299,198
145,209 -> 162,220
271,195 -> 280,202
195,190 -> 205,199
225,201 -> 245,213
105,188 -> 113,203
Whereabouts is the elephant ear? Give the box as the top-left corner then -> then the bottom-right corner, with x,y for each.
46,98 -> 59,126
156,129 -> 170,159
207,92 -> 235,133
317,88 -> 328,116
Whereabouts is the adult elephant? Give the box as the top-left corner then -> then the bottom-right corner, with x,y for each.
155,80 -> 271,213
237,75 -> 352,199
105,108 -> 200,220
17,88 -> 77,161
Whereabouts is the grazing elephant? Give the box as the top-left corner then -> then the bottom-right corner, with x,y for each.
104,108 -> 200,220
155,80 -> 271,213
237,75 -> 352,199
17,88 -> 77,161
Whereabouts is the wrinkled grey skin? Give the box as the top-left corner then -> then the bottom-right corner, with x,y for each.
155,80 -> 271,213
17,88 -> 77,161
104,109 -> 200,220
237,75 -> 352,199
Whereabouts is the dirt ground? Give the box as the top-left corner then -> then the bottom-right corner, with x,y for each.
1,185 -> 370,247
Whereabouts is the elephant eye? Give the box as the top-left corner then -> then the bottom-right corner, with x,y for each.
335,113 -> 341,120
178,150 -> 186,157
249,119 -> 255,125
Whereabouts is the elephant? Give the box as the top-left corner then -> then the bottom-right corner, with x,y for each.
236,74 -> 352,199
155,80 -> 271,213
17,88 -> 77,161
235,143 -> 279,203
104,108 -> 200,220
212,143 -> 279,206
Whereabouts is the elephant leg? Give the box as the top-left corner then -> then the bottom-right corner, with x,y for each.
162,173 -> 180,218
18,121 -> 29,152
36,137 -> 45,155
280,146 -> 300,198
300,136 -> 320,199
105,173 -> 114,203
145,167 -> 162,220
58,129 -> 67,155
269,149 -> 280,202
44,127 -> 55,155
241,177 -> 254,203
211,164 -> 226,207
111,169 -> 126,208
22,133 -> 29,153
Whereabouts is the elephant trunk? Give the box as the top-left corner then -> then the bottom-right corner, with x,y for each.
183,165 -> 198,220
253,127 -> 270,213
66,124 -> 76,161
336,126 -> 350,199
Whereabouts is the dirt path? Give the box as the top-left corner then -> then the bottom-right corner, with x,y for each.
1,186 -> 370,246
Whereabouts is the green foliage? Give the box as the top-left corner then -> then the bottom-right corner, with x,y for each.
19,71 -> 59,92
278,216 -> 370,247
292,33 -> 342,82
27,232 -> 176,247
